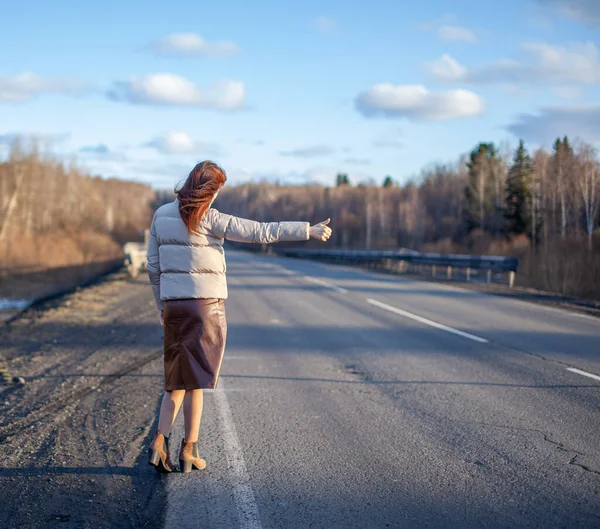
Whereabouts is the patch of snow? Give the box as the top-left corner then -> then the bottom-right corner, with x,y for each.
0,298 -> 31,311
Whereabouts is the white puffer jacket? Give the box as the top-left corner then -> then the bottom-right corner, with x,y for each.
147,199 -> 310,309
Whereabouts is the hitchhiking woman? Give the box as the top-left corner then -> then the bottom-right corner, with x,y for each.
146,161 -> 332,472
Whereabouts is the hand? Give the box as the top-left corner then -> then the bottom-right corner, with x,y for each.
309,219 -> 332,242
160,310 -> 164,326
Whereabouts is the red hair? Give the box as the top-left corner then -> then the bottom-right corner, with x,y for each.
176,161 -> 227,234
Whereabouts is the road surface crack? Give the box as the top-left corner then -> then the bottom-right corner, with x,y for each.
568,455 -> 600,476
543,434 -> 600,476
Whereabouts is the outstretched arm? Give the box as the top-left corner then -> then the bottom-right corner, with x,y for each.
226,216 -> 309,243
206,209 -> 332,244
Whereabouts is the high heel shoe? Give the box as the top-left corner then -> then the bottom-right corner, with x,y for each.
148,431 -> 176,473
179,438 -> 206,472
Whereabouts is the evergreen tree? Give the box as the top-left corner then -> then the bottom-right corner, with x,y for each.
336,172 -> 350,186
463,142 -> 498,232
382,175 -> 394,188
505,139 -> 532,236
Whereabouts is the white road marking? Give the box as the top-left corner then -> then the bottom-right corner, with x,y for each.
366,298 -> 489,344
213,379 -> 263,529
303,276 -> 349,294
257,262 -> 296,276
312,258 -> 600,324
566,367 -> 600,382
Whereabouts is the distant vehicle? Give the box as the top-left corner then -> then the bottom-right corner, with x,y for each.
123,230 -> 149,278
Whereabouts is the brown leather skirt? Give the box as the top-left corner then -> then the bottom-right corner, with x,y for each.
163,298 -> 227,390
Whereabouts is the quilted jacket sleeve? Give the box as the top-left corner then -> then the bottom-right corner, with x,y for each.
206,209 -> 310,244
146,214 -> 163,311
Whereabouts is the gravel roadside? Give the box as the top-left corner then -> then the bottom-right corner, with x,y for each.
0,270 -> 166,529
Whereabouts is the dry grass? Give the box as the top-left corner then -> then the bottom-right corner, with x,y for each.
423,232 -> 600,301
0,229 -> 122,273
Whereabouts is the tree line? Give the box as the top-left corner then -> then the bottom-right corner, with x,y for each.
1,134 -> 597,300
215,137 -> 600,299
0,138 -> 155,270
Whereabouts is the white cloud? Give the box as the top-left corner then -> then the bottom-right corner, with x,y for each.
507,105 -> 600,145
78,144 -> 128,162
79,144 -> 110,154
146,131 -> 222,155
437,25 -> 478,43
148,33 -> 240,58
424,54 -> 468,82
414,15 -> 477,43
0,72 -> 84,103
280,145 -> 334,157
538,0 -> 600,26
316,16 -> 337,33
553,86 -> 584,100
107,74 -> 246,110
426,41 -> 600,89
355,84 -> 484,121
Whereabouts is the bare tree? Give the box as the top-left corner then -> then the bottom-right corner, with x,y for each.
575,142 -> 600,251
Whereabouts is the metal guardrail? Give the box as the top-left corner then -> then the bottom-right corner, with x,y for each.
275,248 -> 519,287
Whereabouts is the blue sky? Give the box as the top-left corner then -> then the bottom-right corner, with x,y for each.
0,0 -> 599,189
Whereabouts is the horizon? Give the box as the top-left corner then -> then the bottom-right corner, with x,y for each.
1,0 -> 599,189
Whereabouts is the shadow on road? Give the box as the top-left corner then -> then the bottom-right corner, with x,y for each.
221,373 -> 599,390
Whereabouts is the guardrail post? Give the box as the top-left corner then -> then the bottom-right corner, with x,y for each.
432,265 -> 436,277
447,266 -> 452,279
509,271 -> 515,289
486,269 -> 492,283
466,267 -> 471,281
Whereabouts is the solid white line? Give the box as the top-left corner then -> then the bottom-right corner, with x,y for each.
213,379 -> 263,529
303,276 -> 349,294
566,367 -> 600,382
366,298 -> 489,343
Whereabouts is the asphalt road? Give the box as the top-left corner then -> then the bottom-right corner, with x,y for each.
0,249 -> 599,528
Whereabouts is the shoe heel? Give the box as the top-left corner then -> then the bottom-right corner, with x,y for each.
149,450 -> 161,467
180,459 -> 193,473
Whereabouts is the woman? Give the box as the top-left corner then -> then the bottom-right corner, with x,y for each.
146,161 -> 332,473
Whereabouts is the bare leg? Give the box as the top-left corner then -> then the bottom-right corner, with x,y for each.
183,389 -> 203,443
157,390 -> 185,436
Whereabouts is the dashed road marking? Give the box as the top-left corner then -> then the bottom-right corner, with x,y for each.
303,276 -> 349,294
566,367 -> 600,382
366,298 -> 489,344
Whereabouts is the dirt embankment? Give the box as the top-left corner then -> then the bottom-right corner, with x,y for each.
0,231 -> 129,321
